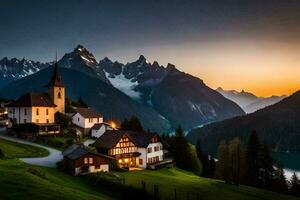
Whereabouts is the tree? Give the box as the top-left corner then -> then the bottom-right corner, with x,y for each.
245,130 -> 260,186
228,138 -> 241,185
55,112 -> 72,129
196,140 -> 210,177
271,165 -> 288,193
289,173 -> 300,196
215,140 -> 229,182
78,97 -> 88,108
120,116 -> 144,132
171,126 -> 202,175
257,143 -> 273,189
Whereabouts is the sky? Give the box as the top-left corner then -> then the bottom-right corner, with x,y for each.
1,0 -> 300,97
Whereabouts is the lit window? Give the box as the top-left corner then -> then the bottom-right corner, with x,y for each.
89,157 -> 93,164
84,157 -> 88,164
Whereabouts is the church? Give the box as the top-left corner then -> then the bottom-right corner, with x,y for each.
7,63 -> 65,134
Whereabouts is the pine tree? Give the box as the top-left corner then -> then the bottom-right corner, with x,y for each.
172,126 -> 202,175
245,130 -> 260,186
78,97 -> 88,108
120,116 -> 144,132
257,143 -> 273,189
271,165 -> 288,193
290,173 -> 300,196
228,138 -> 241,185
215,140 -> 229,182
196,140 -> 210,177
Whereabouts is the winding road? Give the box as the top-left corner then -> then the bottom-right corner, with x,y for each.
0,129 -> 63,168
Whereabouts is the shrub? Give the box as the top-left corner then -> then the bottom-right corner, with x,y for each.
0,148 -> 3,158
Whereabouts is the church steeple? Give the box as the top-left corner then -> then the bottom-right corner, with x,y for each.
48,60 -> 65,114
47,62 -> 64,87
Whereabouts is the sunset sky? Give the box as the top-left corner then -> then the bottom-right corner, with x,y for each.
1,0 -> 300,97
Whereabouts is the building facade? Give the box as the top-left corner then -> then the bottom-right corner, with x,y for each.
6,63 -> 64,134
95,130 -> 166,169
62,144 -> 112,176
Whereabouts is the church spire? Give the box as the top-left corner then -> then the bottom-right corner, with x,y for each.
47,61 -> 64,87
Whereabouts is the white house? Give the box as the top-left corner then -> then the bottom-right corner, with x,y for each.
72,107 -> 103,135
94,130 -> 171,169
91,123 -> 114,138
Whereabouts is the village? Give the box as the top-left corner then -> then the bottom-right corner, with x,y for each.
0,62 -> 173,176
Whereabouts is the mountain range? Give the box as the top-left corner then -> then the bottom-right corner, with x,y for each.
216,87 -> 286,113
0,45 -> 245,132
187,90 -> 300,154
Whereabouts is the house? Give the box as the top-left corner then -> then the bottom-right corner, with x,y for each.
91,123 -> 114,138
6,62 -> 64,134
72,107 -> 103,136
94,130 -> 172,169
62,144 -> 113,176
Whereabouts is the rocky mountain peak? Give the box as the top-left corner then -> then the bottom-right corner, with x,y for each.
138,55 -> 146,63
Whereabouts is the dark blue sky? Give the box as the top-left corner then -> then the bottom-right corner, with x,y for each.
1,0 -> 300,96
1,0 -> 299,62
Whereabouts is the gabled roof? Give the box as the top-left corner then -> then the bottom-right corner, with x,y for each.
74,107 -> 103,118
95,130 -> 164,149
91,122 -> 112,130
63,144 -> 113,160
47,62 -> 64,87
6,92 -> 57,107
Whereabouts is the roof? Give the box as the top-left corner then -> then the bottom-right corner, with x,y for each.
63,144 -> 113,160
47,62 -> 64,87
91,122 -> 112,130
74,107 -> 103,118
95,130 -> 164,149
6,92 -> 57,107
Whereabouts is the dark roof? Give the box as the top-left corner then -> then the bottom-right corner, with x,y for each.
74,107 -> 103,118
7,92 -> 57,107
95,130 -> 163,149
91,122 -> 112,130
63,144 -> 113,160
47,62 -> 64,87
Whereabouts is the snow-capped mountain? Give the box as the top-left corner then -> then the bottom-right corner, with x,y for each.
0,45 -> 245,131
58,45 -> 110,84
100,55 -> 168,100
102,55 -> 245,130
0,57 -> 49,88
216,87 -> 286,113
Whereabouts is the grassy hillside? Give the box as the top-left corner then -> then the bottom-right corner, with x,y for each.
116,167 -> 297,200
0,138 -> 48,158
0,139 -> 116,200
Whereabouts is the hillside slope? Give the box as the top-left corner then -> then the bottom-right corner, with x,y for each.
187,90 -> 300,154
0,67 -> 170,132
117,167 -> 297,200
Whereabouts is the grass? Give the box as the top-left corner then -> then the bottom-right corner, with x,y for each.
0,160 -> 116,200
0,138 -> 117,200
116,167 -> 298,200
0,138 -> 49,158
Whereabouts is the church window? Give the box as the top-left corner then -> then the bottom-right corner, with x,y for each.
36,108 -> 39,115
46,109 -> 49,115
24,108 -> 27,115
58,92 -> 61,99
